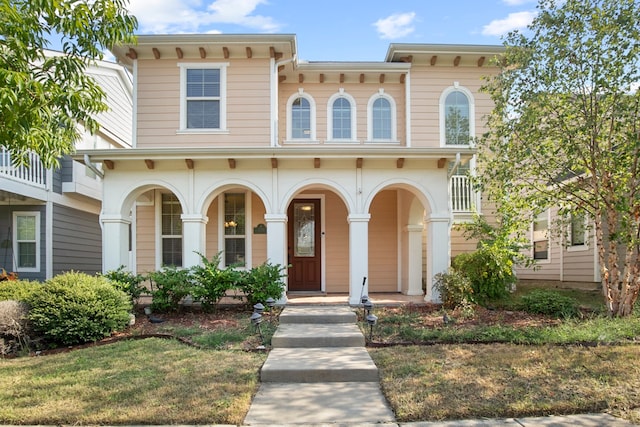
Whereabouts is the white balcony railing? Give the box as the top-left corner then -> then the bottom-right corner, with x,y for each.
450,174 -> 474,213
0,147 -> 47,188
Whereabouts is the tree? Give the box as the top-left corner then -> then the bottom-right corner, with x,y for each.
478,0 -> 640,316
0,0 -> 137,168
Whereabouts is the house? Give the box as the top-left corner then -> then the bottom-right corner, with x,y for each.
80,34 -> 503,304
0,54 -> 133,281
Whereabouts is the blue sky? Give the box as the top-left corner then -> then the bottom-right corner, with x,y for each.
124,0 -> 538,61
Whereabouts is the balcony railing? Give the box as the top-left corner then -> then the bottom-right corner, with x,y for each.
450,174 -> 474,213
0,147 -> 47,188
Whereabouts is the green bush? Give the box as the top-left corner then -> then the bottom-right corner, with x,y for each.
452,245 -> 515,304
0,280 -> 41,302
190,252 -> 240,311
518,289 -> 580,318
238,261 -> 286,307
103,266 -> 147,305
148,266 -> 193,312
27,272 -> 132,346
433,268 -> 474,309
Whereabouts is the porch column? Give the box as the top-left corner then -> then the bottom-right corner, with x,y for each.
405,224 -> 425,296
425,215 -> 450,302
348,213 -> 370,305
101,214 -> 131,273
265,214 -> 288,304
181,214 -> 208,268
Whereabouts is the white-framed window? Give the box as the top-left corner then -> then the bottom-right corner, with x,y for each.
178,62 -> 228,132
532,210 -> 550,261
367,90 -> 397,142
13,211 -> 40,272
160,193 -> 183,267
220,192 -> 250,267
286,90 -> 316,142
439,84 -> 475,146
568,212 -> 588,250
327,90 -> 357,142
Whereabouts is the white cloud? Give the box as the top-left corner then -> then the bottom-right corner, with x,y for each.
129,0 -> 280,34
482,11 -> 536,36
373,12 -> 416,39
502,0 -> 533,5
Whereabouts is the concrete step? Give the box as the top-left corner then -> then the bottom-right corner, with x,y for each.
261,347 -> 379,382
272,323 -> 365,348
279,305 -> 357,324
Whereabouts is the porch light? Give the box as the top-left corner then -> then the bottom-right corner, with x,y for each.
250,312 -> 264,342
265,297 -> 276,308
361,295 -> 369,304
366,314 -> 378,342
253,302 -> 265,314
364,300 -> 374,316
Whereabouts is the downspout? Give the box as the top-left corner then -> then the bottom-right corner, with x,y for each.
84,154 -> 104,179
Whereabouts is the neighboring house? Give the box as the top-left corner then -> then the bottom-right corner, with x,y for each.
0,54 -> 133,281
81,34 -> 502,304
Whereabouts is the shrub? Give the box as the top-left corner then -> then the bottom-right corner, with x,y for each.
238,261 -> 286,307
103,266 -> 147,305
27,271 -> 132,345
190,252 -> 240,311
0,300 -> 31,355
148,266 -> 193,312
518,289 -> 580,318
433,269 -> 474,310
0,280 -> 41,302
452,245 -> 515,304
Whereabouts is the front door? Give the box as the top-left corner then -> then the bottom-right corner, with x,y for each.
287,199 -> 321,291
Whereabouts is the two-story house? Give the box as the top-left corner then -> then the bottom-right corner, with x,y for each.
82,34 -> 502,304
0,54 -> 133,280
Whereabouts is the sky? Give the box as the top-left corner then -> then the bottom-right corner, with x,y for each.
122,0 -> 539,61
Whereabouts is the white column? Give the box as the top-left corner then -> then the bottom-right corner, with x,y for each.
181,214 -> 208,268
425,215 -> 451,302
348,214 -> 370,305
265,213 -> 288,303
101,214 -> 131,273
405,224 -> 424,296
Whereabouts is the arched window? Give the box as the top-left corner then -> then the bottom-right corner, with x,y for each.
440,85 -> 474,146
327,91 -> 357,141
286,91 -> 316,141
367,91 -> 397,142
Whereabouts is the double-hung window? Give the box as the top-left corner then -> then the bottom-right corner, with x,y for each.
223,193 -> 247,267
569,212 -> 587,248
13,212 -> 40,271
533,210 -> 550,261
161,193 -> 182,267
179,63 -> 227,132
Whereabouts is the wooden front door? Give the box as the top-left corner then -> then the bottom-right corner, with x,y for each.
287,199 -> 321,291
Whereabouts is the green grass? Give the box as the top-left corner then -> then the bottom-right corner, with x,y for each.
0,338 -> 266,425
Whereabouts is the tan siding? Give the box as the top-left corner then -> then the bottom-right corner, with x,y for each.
251,193 -> 267,266
451,227 -> 478,258
563,246 -> 596,282
369,190 -> 398,292
322,191 -> 349,293
136,203 -> 156,274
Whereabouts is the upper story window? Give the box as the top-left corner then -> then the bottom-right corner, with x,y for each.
13,211 -> 40,272
178,63 -> 228,132
367,90 -> 397,142
327,90 -> 357,141
440,84 -> 474,146
286,90 -> 317,142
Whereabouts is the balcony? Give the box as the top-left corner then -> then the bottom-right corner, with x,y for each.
0,147 -> 47,189
450,174 -> 474,213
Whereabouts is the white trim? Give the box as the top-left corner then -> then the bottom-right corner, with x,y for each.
326,89 -> 357,142
218,191 -> 252,269
45,202 -> 53,279
132,59 -> 138,147
405,70 -> 411,147
367,89 -> 398,143
12,211 -> 41,273
178,62 -> 229,132
439,84 -> 475,147
286,89 -> 317,142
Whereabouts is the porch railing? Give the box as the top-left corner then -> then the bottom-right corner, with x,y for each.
0,147 -> 47,188
450,175 -> 474,213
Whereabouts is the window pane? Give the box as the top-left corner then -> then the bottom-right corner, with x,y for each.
162,238 -> 182,266
372,98 -> 391,139
571,214 -> 586,246
292,97 -> 311,138
533,211 -> 549,260
294,202 -> 315,257
187,100 -> 220,129
224,193 -> 245,236
18,242 -> 36,268
17,216 -> 36,240
332,98 -> 351,139
186,69 -> 220,97
533,240 -> 548,260
162,193 -> 182,235
445,91 -> 470,145
225,238 -> 246,267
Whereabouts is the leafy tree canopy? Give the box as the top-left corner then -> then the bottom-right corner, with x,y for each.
478,0 -> 640,316
0,0 -> 137,167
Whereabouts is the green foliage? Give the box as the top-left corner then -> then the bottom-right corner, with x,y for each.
0,0 -> 137,167
518,289 -> 580,318
190,252 -> 242,311
238,261 -> 286,307
453,248 -> 514,304
433,269 -> 474,310
148,266 -> 193,312
26,272 -> 131,346
102,266 -> 147,306
0,280 -> 40,302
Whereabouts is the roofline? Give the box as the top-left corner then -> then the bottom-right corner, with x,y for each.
114,33 -> 297,50
295,61 -> 411,72
385,43 -> 505,62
